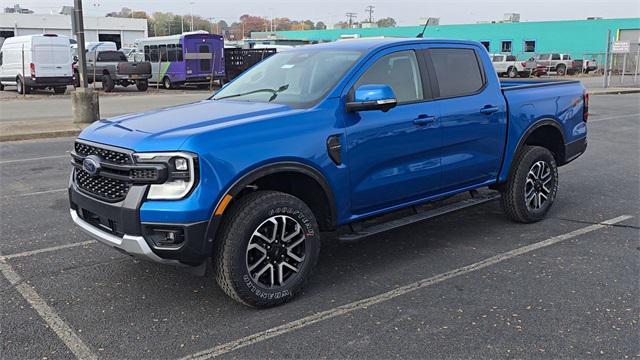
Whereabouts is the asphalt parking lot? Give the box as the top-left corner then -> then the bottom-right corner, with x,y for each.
0,94 -> 639,359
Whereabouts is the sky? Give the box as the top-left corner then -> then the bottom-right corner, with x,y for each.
3,0 -> 640,26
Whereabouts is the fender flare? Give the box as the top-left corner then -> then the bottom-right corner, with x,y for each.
500,119 -> 567,183
204,161 -> 337,243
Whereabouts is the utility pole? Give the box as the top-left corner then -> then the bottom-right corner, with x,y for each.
72,0 -> 99,124
206,17 -> 216,34
365,5 -> 374,23
189,2 -> 195,32
346,12 -> 357,28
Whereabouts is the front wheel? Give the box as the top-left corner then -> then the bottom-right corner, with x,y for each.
507,66 -> 517,78
214,191 -> 321,308
501,146 -> 558,223
556,64 -> 566,76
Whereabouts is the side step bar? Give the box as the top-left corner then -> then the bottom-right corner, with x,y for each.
338,190 -> 501,242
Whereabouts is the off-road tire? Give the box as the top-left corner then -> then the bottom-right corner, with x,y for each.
102,75 -> 115,92
501,146 -> 558,223
136,80 -> 148,92
213,191 -> 321,308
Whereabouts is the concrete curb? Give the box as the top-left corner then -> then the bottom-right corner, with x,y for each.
0,129 -> 83,142
590,88 -> 640,95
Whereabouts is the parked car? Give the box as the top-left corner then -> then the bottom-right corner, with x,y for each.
69,38 -> 588,308
533,53 -> 581,75
0,34 -> 74,94
582,58 -> 598,73
77,50 -> 152,92
490,54 -> 530,78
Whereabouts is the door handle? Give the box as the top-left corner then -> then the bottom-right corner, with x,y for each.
480,105 -> 499,115
413,114 -> 436,126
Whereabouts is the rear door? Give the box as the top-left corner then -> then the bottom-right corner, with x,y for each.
32,37 -> 72,78
422,45 -> 506,191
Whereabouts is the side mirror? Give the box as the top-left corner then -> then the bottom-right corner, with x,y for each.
73,55 -> 79,63
346,84 -> 398,112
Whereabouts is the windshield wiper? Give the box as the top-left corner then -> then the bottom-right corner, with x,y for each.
215,84 -> 289,101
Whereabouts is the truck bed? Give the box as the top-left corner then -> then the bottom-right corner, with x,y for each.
500,79 -> 580,90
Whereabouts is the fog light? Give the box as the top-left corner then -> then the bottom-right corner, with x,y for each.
174,157 -> 188,171
146,227 -> 185,248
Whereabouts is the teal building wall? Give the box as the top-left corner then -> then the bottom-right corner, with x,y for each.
252,18 -> 640,60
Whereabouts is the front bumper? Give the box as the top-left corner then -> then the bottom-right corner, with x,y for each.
69,174 -> 211,265
70,208 -> 180,264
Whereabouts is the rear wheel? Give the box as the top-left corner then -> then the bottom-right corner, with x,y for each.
556,64 -> 566,76
102,75 -> 115,92
214,191 -> 321,308
16,77 -> 31,94
163,76 -> 173,89
0,82 -> 4,91
53,87 -> 66,94
136,80 -> 148,91
501,146 -> 558,223
507,66 -> 517,78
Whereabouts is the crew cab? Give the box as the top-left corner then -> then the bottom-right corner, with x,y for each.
77,50 -> 151,92
68,39 -> 588,308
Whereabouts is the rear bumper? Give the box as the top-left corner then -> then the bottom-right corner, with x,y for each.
564,137 -> 587,164
25,76 -> 74,87
114,74 -> 151,81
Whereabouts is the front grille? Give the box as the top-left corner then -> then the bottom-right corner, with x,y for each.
76,168 -> 131,202
75,142 -> 131,164
131,168 -> 158,180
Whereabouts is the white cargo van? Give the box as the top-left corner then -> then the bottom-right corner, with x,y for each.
0,34 -> 74,94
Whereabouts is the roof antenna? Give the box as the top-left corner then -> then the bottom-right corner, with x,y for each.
416,20 -> 429,38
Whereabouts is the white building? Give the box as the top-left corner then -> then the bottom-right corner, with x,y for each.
0,13 -> 147,48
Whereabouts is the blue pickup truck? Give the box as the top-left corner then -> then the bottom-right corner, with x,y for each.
69,38 -> 588,307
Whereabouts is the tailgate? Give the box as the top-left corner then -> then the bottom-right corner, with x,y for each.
117,62 -> 151,76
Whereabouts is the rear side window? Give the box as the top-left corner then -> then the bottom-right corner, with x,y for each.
551,54 -> 561,60
428,48 -> 485,98
506,55 -> 517,61
96,51 -> 126,62
355,50 -> 423,104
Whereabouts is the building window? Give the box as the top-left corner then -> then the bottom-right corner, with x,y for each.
501,41 -> 512,53
480,41 -> 490,52
524,40 -> 536,53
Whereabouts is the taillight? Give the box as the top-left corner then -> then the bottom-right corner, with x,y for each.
583,91 -> 589,122
29,63 -> 36,78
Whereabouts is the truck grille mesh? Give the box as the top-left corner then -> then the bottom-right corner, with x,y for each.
74,142 -> 131,164
76,168 -> 130,202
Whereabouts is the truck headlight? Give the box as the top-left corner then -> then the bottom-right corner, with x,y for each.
134,152 -> 198,200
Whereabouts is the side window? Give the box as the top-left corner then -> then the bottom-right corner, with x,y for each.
144,45 -> 150,61
562,55 -> 570,60
501,41 -> 512,53
506,55 -> 516,61
355,50 -> 423,104
176,44 -> 183,61
524,40 -> 536,53
149,45 -> 158,62
551,53 -> 561,60
428,48 -> 485,98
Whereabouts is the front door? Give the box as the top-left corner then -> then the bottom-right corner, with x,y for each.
423,47 -> 506,191
345,48 -> 442,214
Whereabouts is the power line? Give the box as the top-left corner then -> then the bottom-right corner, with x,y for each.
345,12 -> 357,28
365,5 -> 374,23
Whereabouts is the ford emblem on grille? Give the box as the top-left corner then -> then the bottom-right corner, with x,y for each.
82,155 -> 101,176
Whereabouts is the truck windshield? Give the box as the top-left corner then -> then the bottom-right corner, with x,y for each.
213,49 -> 363,107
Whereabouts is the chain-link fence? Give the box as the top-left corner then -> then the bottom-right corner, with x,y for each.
604,38 -> 640,88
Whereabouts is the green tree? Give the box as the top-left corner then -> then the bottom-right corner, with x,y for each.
315,21 -> 327,30
376,17 -> 397,28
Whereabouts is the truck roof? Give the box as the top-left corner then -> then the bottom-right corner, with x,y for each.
304,37 -> 482,52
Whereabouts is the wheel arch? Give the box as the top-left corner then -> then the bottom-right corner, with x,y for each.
213,162 -> 337,232
497,119 -> 566,187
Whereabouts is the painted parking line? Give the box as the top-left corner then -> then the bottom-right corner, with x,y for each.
2,188 -> 67,198
0,254 -> 97,360
0,240 -> 96,261
0,154 -> 68,165
181,215 -> 632,360
589,112 -> 640,123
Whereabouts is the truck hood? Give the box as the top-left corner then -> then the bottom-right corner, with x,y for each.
79,99 -> 296,151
